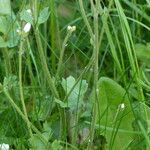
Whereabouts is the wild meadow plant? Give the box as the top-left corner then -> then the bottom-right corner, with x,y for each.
0,0 -> 150,149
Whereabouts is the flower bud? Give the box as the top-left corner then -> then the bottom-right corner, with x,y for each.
67,25 -> 76,32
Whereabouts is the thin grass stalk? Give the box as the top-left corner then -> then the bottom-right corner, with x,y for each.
50,0 -> 57,71
78,0 -> 99,148
27,38 -> 41,86
115,1 -> 150,148
115,0 -> 144,101
109,16 -> 126,82
114,3 -> 149,134
72,79 -> 83,145
101,13 -> 122,73
138,121 -> 150,150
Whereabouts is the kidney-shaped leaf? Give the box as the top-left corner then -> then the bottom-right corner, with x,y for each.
93,77 -> 134,149
61,76 -> 88,110
92,77 -> 150,149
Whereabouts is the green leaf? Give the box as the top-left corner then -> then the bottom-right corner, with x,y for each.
42,122 -> 53,141
0,14 -> 20,48
38,7 -> 50,25
37,95 -> 53,121
6,14 -> 20,48
55,98 -> 68,108
7,30 -> 19,48
93,77 -> 133,149
3,75 -> 18,91
51,140 -> 63,150
61,76 -> 88,110
20,9 -> 33,24
0,0 -> 11,15
135,43 -> 150,65
0,16 -> 8,34
92,77 -> 150,149
98,77 -> 129,105
0,14 -> 19,47
29,134 -> 49,150
0,36 -> 7,47
20,7 -> 50,25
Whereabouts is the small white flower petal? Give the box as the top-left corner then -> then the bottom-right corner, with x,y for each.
72,26 -> 76,31
0,143 -> 9,150
23,22 -> 31,33
119,103 -> 125,110
67,25 -> 76,32
26,9 -> 32,14
67,25 -> 72,31
16,29 -> 20,33
120,103 -> 125,109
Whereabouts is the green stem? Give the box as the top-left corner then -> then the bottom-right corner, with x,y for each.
34,29 -> 59,99
50,0 -> 57,72
19,38 -> 33,137
3,48 -> 12,76
88,0 -> 99,149
56,31 -> 72,80
78,0 -> 94,38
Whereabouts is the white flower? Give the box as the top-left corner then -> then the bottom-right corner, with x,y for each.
71,26 -> 76,31
16,29 -> 20,33
67,25 -> 72,31
118,103 -> 125,110
67,25 -> 76,32
120,103 -> 125,109
0,143 -> 9,150
26,9 -> 32,14
23,22 -> 31,33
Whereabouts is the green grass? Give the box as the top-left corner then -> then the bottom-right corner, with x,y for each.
0,0 -> 150,149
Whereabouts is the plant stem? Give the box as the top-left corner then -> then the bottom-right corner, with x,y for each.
34,29 -> 59,98
56,31 -> 72,80
88,0 -> 99,149
50,0 -> 57,72
19,38 -> 33,137
3,48 -> 12,76
78,0 -> 93,38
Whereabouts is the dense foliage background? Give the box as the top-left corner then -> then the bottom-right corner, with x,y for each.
0,0 -> 150,149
